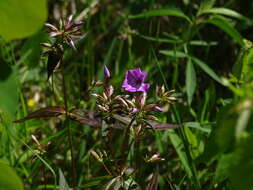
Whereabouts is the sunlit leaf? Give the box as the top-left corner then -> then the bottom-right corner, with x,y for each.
0,162 -> 24,190
186,59 -> 196,105
0,0 -> 48,41
201,7 -> 249,20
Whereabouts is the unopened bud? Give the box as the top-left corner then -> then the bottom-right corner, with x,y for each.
90,150 -> 103,162
147,153 -> 165,163
130,108 -> 138,114
104,66 -> 111,79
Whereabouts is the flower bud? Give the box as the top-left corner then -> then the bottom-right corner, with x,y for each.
104,66 -> 110,79
147,153 -> 165,163
130,108 -> 138,114
154,106 -> 163,112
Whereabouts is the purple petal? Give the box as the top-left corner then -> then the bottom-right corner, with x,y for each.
138,83 -> 150,92
72,21 -> 84,27
122,68 -> 150,92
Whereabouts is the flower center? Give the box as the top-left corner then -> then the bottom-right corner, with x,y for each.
135,79 -> 142,88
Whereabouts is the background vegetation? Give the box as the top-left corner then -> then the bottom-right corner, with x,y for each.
1,0 -> 253,189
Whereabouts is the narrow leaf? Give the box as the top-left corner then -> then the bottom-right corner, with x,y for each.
159,50 -> 187,58
206,15 -> 243,46
190,56 -> 224,85
14,106 -> 66,123
186,60 -> 197,105
201,7 -> 248,20
129,8 -> 191,23
59,169 -> 69,190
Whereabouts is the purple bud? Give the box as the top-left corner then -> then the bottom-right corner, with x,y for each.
154,106 -> 163,112
130,108 -> 138,114
104,66 -> 110,79
72,21 -> 84,27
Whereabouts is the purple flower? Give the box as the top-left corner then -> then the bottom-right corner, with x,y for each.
104,66 -> 110,79
122,68 -> 150,92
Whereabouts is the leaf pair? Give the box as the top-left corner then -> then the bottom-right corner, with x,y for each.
14,106 -> 181,130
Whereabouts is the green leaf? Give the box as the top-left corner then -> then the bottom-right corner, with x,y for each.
59,169 -> 69,190
0,0 -> 48,41
198,0 -> 216,15
0,64 -> 18,118
233,39 -> 253,80
0,162 -> 24,190
159,50 -> 187,58
159,50 -> 224,85
190,56 -> 224,85
214,153 -> 233,183
229,134 -> 253,190
183,122 -> 212,133
205,15 -> 244,46
186,60 -> 196,105
168,130 -> 193,178
129,8 -> 192,23
201,7 -> 248,20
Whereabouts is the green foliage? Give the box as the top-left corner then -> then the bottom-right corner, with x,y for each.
1,0 -> 253,189
130,8 -> 191,23
206,15 -> 244,46
0,0 -> 47,41
0,162 -> 24,190
0,64 -> 18,118
186,59 -> 196,105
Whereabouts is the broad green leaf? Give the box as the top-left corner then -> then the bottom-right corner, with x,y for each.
201,8 -> 248,20
229,134 -> 253,190
0,64 -> 18,118
129,8 -> 192,23
186,60 -> 196,105
214,153 -> 233,183
0,163 -> 24,190
190,56 -> 224,85
0,0 -> 48,41
205,15 -> 244,46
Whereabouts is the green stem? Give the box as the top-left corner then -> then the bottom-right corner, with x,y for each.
61,64 -> 76,187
